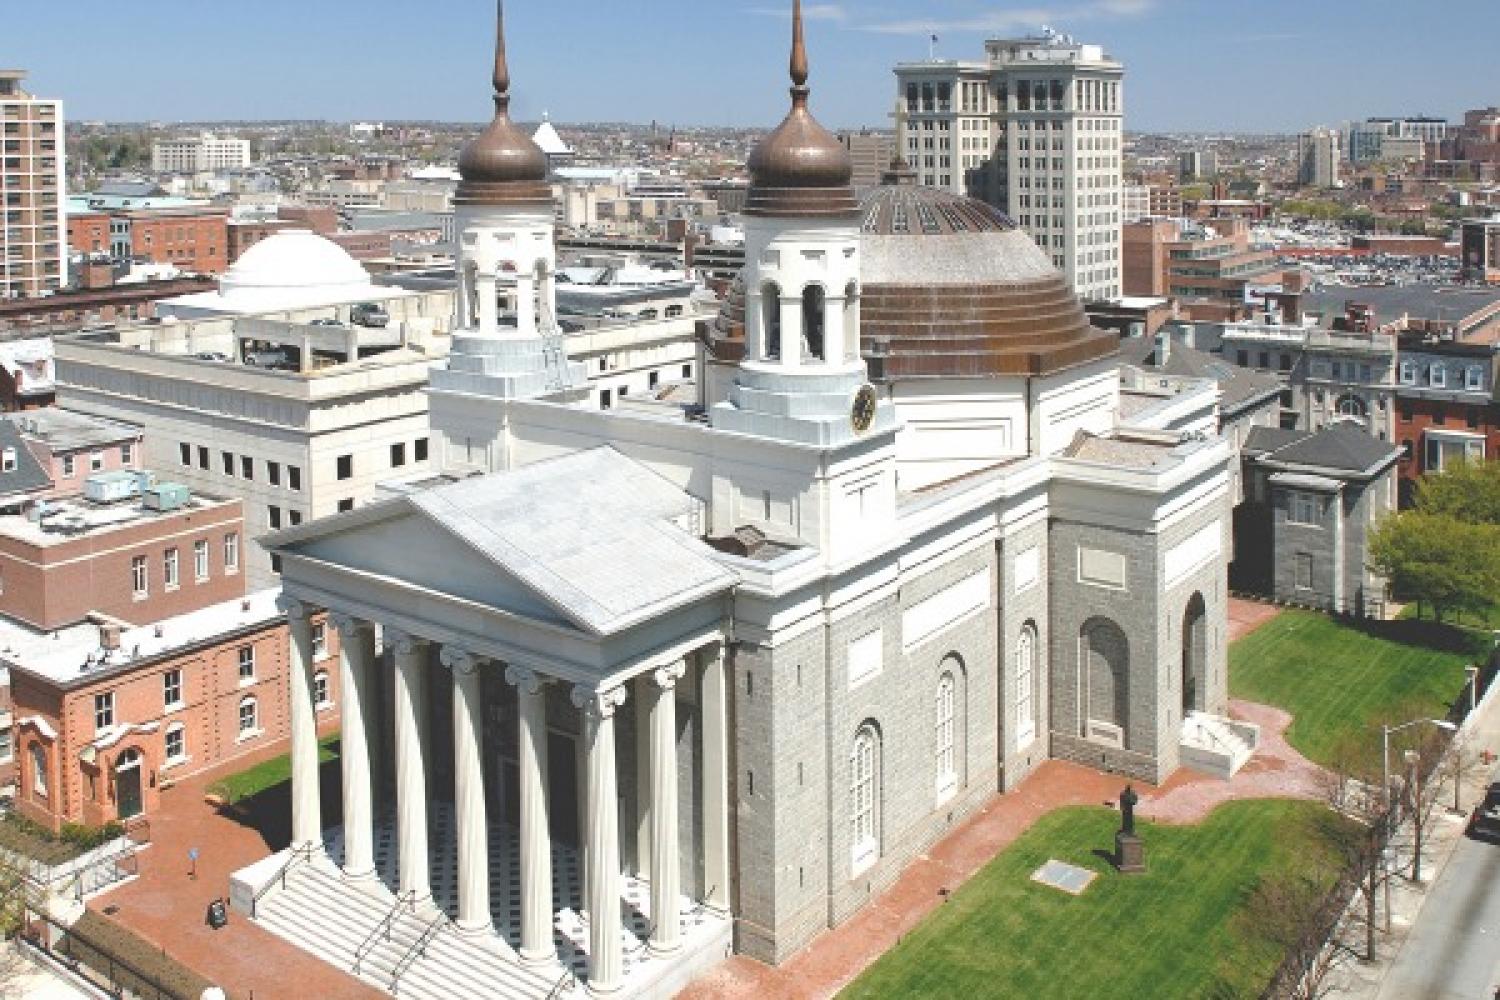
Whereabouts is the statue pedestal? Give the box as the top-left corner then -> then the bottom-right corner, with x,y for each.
1115,832 -> 1146,874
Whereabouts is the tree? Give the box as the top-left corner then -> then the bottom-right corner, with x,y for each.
1369,512 -> 1500,621
1413,458 -> 1500,527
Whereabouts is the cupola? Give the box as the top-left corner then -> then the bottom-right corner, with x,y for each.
455,1 -> 552,209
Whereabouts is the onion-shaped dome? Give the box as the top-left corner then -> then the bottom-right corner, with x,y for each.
743,0 -> 858,219
455,2 -> 552,209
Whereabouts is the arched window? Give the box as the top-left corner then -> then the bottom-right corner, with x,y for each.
29,743 -> 46,798
313,670 -> 331,709
843,281 -> 860,362
238,696 -> 259,737
1080,617 -> 1130,747
802,285 -> 826,362
850,725 -> 879,875
1335,394 -> 1367,418
1016,623 -> 1038,749
935,672 -> 957,801
761,283 -> 781,361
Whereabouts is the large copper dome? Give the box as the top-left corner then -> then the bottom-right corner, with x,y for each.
743,0 -> 858,218
455,2 -> 552,209
710,185 -> 1118,377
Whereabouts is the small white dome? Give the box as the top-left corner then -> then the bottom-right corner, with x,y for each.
220,230 -> 370,294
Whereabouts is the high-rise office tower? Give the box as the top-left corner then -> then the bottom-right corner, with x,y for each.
1298,127 -> 1341,188
0,70 -> 66,298
894,28 -> 1124,301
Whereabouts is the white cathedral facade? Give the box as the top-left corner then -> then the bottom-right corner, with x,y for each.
232,4 -> 1250,997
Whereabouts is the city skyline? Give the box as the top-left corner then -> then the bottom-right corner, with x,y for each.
8,0 -> 1499,132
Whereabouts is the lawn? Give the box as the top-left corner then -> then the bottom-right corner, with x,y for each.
206,735 -> 340,805
1230,610 -> 1481,774
843,800 -> 1344,1000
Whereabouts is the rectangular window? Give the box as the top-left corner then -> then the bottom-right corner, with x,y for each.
163,547 -> 179,588
312,622 -> 328,659
338,498 -> 354,512
1466,367 -> 1483,391
268,505 -> 281,530
238,645 -> 255,681
289,510 -> 302,526
194,539 -> 209,581
240,456 -> 253,480
390,442 -> 406,467
163,669 -> 182,709
314,671 -> 330,707
198,446 -> 209,470
238,698 -> 257,735
268,461 -> 280,486
62,454 -> 75,477
1288,492 -> 1321,525
1295,552 -> 1313,590
165,726 -> 184,761
179,442 -> 192,466
414,438 -> 429,463
90,451 -> 103,472
288,466 -> 302,492
336,454 -> 352,480
120,443 -> 133,465
1431,366 -> 1446,388
94,692 -> 114,732
224,533 -> 239,572
130,555 -> 148,597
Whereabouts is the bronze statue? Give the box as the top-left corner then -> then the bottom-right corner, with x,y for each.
1120,784 -> 1138,836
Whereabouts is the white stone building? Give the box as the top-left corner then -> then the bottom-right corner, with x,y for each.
232,6 -> 1248,999
150,133 -> 253,174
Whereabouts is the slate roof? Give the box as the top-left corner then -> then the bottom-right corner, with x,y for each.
1245,422 -> 1399,477
0,421 -> 51,499
1118,336 -> 1282,415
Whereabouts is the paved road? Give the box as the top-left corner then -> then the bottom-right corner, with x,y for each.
1375,768 -> 1500,1000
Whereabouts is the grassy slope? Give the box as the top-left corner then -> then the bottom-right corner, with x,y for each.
1230,610 -> 1478,772
206,734 -> 340,804
843,800 -> 1339,1000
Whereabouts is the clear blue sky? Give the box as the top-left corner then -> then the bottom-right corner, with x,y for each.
8,0 -> 1499,132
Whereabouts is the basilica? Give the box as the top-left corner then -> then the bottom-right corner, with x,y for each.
232,3 -> 1248,996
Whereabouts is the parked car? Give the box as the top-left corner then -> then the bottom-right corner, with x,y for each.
350,302 -> 390,328
1467,781 -> 1500,842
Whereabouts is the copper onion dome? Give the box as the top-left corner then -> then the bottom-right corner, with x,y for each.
744,0 -> 859,218
455,1 -> 552,208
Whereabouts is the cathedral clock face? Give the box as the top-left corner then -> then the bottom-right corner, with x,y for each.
851,384 -> 878,433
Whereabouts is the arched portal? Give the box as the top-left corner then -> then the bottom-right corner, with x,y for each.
1080,617 -> 1129,747
1182,592 -> 1207,715
114,747 -> 144,820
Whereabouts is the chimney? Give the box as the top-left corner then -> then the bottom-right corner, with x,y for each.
99,624 -> 121,651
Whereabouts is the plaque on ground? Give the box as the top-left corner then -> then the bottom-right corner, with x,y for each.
1030,859 -> 1096,896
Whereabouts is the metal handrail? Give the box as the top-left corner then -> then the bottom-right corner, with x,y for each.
390,908 -> 450,995
546,965 -> 580,1000
352,890 -> 416,975
250,842 -> 317,917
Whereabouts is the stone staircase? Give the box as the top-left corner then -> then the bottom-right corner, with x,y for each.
1179,711 -> 1260,779
255,863 -> 571,1000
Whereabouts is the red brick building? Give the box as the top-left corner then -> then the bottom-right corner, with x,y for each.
67,208 -> 230,275
1393,327 -> 1499,502
10,408 -> 143,501
7,592 -> 341,832
0,480 -> 244,630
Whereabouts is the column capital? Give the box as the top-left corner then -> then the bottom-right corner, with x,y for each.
504,664 -> 549,695
652,661 -> 686,691
386,628 -> 428,657
440,646 -> 485,676
571,683 -> 627,720
330,612 -> 372,639
277,594 -> 311,622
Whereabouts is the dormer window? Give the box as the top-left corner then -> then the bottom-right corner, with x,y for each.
1430,365 -> 1446,389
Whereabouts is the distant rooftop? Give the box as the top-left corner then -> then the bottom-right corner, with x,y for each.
1,589 -> 283,688
0,478 -> 232,547
6,408 -> 141,453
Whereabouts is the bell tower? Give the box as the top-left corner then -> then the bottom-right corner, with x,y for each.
429,1 -> 585,473
710,0 -> 893,446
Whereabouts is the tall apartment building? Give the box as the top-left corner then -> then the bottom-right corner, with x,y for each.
1343,117 -> 1450,164
0,70 -> 66,298
895,29 -> 1124,301
1297,128 -> 1341,188
1178,149 -> 1218,180
150,134 -> 252,174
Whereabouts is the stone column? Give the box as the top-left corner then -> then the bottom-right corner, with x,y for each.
699,644 -> 731,912
633,675 -> 652,881
648,663 -> 685,955
391,629 -> 431,902
573,684 -> 627,993
780,296 -> 802,367
478,272 -> 498,337
280,597 -> 321,850
443,647 -> 491,934
516,275 -> 537,337
506,665 -> 554,965
332,614 -> 376,879
822,293 -> 844,367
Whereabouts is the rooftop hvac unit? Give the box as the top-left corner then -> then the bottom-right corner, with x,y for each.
82,470 -> 141,504
142,482 -> 191,512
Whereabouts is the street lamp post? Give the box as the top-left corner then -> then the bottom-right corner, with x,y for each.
1380,717 -> 1459,929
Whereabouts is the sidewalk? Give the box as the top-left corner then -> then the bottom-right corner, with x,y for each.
1319,667 -> 1500,999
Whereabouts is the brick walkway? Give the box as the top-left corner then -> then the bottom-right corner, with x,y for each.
678,698 -> 1327,1000
89,745 -> 383,1000
1228,596 -> 1283,642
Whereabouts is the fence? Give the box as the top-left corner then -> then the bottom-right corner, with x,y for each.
22,907 -> 200,1000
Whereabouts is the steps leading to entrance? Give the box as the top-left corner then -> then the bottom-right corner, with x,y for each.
1179,711 -> 1260,779
256,863 -> 567,1000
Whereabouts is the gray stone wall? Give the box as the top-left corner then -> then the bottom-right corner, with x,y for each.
996,516 -> 1051,791
1271,486 -> 1340,609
